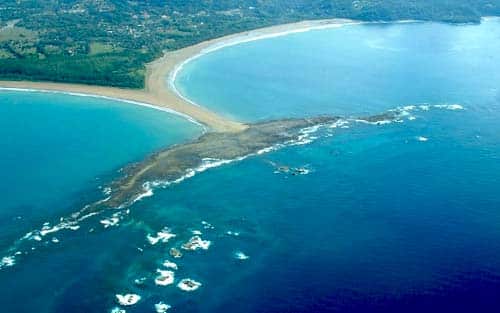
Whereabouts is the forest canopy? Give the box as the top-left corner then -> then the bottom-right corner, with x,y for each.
0,0 -> 498,88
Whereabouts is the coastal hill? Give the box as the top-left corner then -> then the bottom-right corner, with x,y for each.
0,0 -> 499,88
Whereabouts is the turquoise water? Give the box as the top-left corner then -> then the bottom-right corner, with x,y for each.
1,18 -> 500,313
0,90 -> 201,249
175,19 -> 500,122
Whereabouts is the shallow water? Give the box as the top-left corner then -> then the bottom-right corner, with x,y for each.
1,18 -> 500,313
0,90 -> 201,249
175,19 -> 500,122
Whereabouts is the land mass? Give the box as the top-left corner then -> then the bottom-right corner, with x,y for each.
0,0 -> 499,87
0,18 -> 397,223
50,110 -> 397,222
0,17 -> 475,203
0,18 -> 355,131
106,116 -> 340,207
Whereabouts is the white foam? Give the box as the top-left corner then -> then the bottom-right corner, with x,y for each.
100,216 -> 120,228
39,224 -> 61,237
7,98 -> 466,271
132,185 -> 154,203
417,136 -> 429,142
21,231 -> 33,240
24,216 -> 83,246
168,19 -> 420,111
134,277 -> 147,285
110,307 -> 126,313
257,146 -> 278,155
226,231 -> 240,237
294,165 -> 315,176
181,235 -> 211,251
191,230 -> 202,235
147,227 -> 176,245
353,102 -> 466,127
330,119 -> 350,128
354,119 -> 393,126
201,220 -> 214,230
0,87 -> 204,129
141,156 -> 250,200
0,193 -> 127,269
0,256 -> 16,269
155,269 -> 175,286
434,104 -> 464,110
162,260 -> 178,270
401,105 -> 417,111
177,278 -> 202,291
234,251 -> 250,260
138,122 -> 331,203
116,294 -> 141,306
155,302 -> 172,313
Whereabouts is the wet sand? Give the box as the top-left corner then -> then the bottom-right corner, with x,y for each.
0,18 -> 354,132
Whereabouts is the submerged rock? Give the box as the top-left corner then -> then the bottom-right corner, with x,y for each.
155,269 -> 175,286
116,294 -> 141,306
147,227 -> 176,245
61,114 -> 402,220
270,161 -> 311,176
169,247 -> 183,258
234,251 -> 249,260
177,278 -> 202,291
133,277 -> 147,286
181,235 -> 211,251
162,260 -> 178,270
105,116 -> 340,207
155,302 -> 171,313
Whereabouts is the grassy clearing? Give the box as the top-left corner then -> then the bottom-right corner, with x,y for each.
0,26 -> 37,42
88,42 -> 123,55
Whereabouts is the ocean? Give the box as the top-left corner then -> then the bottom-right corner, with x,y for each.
1,18 -> 500,313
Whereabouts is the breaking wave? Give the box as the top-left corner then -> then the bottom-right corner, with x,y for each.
0,103 -> 465,271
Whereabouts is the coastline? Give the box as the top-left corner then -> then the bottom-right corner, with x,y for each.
0,86 -> 205,129
0,16 -> 495,132
1,16 -> 489,275
0,18 -> 361,132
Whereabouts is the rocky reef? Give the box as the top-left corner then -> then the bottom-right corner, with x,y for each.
105,116 -> 340,207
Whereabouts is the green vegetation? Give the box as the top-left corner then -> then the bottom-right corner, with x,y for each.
89,42 -> 123,55
0,0 -> 498,88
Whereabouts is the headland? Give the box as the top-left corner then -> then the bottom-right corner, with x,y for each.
0,17 -> 407,211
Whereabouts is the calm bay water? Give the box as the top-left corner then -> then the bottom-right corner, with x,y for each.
1,18 -> 500,313
176,19 -> 500,122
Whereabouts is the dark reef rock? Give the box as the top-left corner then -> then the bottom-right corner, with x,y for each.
106,116 -> 339,206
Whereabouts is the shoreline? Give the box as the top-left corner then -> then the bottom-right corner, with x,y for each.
0,86 -> 205,129
0,17 -> 496,131
166,18 -> 428,116
0,18 -> 363,132
165,18 -> 363,110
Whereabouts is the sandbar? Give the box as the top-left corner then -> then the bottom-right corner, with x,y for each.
0,18 -> 356,132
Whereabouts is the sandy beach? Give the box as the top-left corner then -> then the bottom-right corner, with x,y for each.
0,18 -> 354,132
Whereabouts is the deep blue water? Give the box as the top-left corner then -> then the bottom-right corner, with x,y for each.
1,18 -> 500,313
